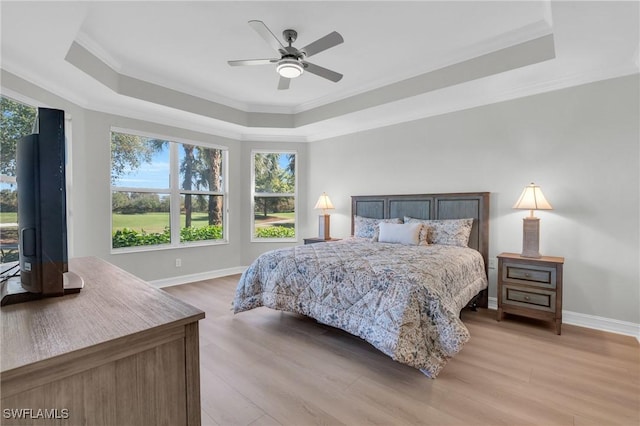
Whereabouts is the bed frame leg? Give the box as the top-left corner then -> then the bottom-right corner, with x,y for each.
465,294 -> 481,312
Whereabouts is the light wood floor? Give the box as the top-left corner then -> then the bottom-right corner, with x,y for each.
164,275 -> 639,426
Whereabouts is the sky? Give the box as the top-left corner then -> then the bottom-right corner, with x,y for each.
112,147 -> 292,190
113,147 -> 170,189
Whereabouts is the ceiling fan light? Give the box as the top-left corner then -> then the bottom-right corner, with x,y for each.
276,59 -> 303,78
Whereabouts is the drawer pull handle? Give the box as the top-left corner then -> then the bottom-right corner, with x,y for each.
524,273 -> 531,278
524,296 -> 530,301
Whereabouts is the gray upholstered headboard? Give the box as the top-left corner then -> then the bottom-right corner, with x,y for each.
351,192 -> 490,306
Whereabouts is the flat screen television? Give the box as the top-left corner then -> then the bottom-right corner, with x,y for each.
1,107 -> 82,306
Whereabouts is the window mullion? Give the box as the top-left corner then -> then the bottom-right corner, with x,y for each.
170,142 -> 181,245
111,186 -> 171,194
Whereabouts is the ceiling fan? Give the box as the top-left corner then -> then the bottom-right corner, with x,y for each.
228,20 -> 344,90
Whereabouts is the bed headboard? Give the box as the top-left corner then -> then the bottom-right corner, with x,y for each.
351,191 -> 490,275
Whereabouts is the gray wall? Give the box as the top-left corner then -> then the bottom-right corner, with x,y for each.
4,69 -> 638,325
305,74 -> 640,324
1,70 -> 306,282
79,110 -> 247,281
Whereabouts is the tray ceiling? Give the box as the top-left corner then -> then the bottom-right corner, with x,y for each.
1,1 -> 638,141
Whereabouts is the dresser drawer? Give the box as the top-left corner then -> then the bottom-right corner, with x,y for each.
502,262 -> 557,289
502,285 -> 556,312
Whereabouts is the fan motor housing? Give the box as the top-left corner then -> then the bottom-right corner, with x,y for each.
283,29 -> 298,44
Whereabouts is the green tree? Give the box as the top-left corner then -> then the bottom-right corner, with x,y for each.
111,132 -> 166,184
182,145 -> 224,228
254,153 -> 280,193
0,189 -> 18,212
180,144 -> 196,227
111,191 -> 130,213
1,97 -> 37,178
254,153 -> 295,218
285,153 -> 295,188
195,147 -> 223,225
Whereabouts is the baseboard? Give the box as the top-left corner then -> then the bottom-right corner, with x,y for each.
488,297 -> 640,342
149,266 -> 248,288
488,297 -> 498,311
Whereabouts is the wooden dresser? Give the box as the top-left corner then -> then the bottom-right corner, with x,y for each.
1,257 -> 205,426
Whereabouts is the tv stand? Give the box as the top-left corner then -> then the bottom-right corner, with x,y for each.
1,257 -> 204,426
62,270 -> 84,293
0,271 -> 84,306
1,277 -> 39,306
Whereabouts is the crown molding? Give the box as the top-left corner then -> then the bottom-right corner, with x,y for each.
0,62 -> 89,110
64,29 -> 556,132
305,64 -> 639,142
5,48 -> 637,145
74,30 -> 296,115
294,19 -> 553,114
75,30 -> 124,74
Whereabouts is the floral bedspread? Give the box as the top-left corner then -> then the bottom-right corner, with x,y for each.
233,239 -> 487,377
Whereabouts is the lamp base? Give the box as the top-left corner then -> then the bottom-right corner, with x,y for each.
521,217 -> 541,258
318,215 -> 331,240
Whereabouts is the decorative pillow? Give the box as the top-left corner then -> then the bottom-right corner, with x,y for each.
378,222 -> 422,245
353,216 -> 402,239
404,217 -> 474,247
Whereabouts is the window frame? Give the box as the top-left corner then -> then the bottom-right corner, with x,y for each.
250,149 -> 298,243
110,127 -> 229,253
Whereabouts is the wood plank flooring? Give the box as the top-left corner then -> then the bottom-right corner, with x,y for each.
164,275 -> 639,426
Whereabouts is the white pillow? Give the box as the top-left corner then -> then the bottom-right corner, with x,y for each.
378,222 -> 422,245
354,216 -> 402,239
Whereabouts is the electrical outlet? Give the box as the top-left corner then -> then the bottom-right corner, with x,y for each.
175,258 -> 182,267
488,258 -> 497,269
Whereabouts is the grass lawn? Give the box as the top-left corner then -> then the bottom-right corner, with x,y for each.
254,211 -> 295,226
112,212 -> 212,234
0,212 -> 219,233
0,212 -> 18,224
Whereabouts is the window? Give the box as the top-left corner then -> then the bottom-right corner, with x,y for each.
0,96 -> 37,263
111,129 -> 227,250
251,151 -> 297,241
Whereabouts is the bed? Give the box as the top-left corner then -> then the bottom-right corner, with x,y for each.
234,192 -> 490,377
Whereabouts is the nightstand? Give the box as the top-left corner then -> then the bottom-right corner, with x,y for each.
303,238 -> 340,245
497,252 -> 565,334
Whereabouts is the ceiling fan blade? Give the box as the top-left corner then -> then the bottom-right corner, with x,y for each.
277,77 -> 291,90
300,31 -> 344,58
302,61 -> 343,82
249,20 -> 286,54
228,58 -> 278,66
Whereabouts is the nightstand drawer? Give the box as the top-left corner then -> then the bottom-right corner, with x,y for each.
502,285 -> 555,312
503,262 -> 557,289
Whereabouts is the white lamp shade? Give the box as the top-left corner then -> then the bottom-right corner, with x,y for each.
513,183 -> 553,211
314,193 -> 335,211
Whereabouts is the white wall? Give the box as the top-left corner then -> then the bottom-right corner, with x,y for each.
306,75 -> 640,324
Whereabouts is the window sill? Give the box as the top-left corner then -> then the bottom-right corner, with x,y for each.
250,238 -> 298,243
111,239 -> 229,255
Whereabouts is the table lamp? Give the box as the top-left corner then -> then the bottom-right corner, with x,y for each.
314,192 -> 335,240
513,183 -> 553,258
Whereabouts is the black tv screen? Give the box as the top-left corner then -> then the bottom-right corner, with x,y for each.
16,107 -> 68,296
